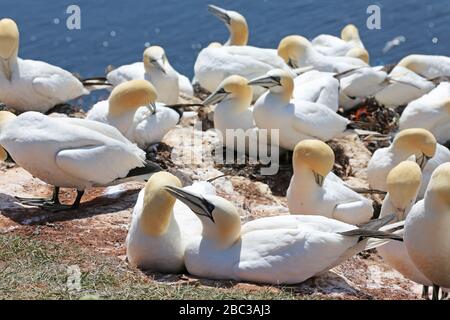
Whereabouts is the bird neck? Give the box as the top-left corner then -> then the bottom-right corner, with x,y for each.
227,23 -> 248,46
140,187 -> 176,237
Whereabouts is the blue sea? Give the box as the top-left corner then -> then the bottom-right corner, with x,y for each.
2,0 -> 450,107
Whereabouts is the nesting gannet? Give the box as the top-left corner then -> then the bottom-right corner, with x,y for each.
202,75 -> 256,146
367,128 -> 450,199
287,140 -> 373,225
207,5 -> 248,46
292,70 -> 339,112
126,172 -> 216,272
0,111 -> 161,211
0,18 -> 90,113
377,161 -> 435,297
399,82 -> 450,145
107,46 -> 189,104
248,69 -> 349,150
374,66 -> 435,108
193,39 -> 290,100
165,186 -> 401,284
398,54 -> 450,79
337,67 -> 389,99
86,80 -> 179,149
277,35 -> 367,73
312,24 -> 366,59
404,163 -> 450,299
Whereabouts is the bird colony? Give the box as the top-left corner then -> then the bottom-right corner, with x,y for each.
0,5 -> 449,300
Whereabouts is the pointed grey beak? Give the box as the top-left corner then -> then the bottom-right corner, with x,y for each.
208,4 -> 231,25
287,58 -> 299,69
164,186 -> 215,223
313,172 -> 325,187
202,88 -> 228,106
416,153 -> 430,171
147,102 -> 157,114
1,59 -> 12,81
293,66 -> 314,76
150,58 -> 166,74
248,75 -> 281,89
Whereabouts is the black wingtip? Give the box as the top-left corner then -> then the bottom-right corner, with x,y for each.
126,160 -> 162,178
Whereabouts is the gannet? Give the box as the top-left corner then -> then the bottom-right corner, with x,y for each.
374,66 -> 435,108
165,186 -> 402,284
287,140 -> 373,225
337,66 -> 389,99
107,46 -> 188,104
367,128 -> 450,199
399,82 -> 450,145
193,39 -> 291,100
312,24 -> 367,60
86,80 -> 179,149
0,18 -> 90,113
377,161 -> 435,298
126,172 -> 216,273
277,35 -> 367,73
202,75 -> 256,147
292,70 -> 339,112
248,69 -> 349,150
404,163 -> 450,299
398,54 -> 450,79
345,47 -> 370,64
207,5 -> 248,46
0,111 -> 161,211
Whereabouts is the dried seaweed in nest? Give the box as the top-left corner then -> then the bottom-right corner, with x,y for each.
328,140 -> 352,179
145,142 -> 175,170
193,83 -> 211,101
213,147 -> 293,196
196,106 -> 215,131
45,103 -> 86,118
343,98 -> 399,135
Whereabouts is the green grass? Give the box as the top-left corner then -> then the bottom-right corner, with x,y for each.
0,234 -> 308,300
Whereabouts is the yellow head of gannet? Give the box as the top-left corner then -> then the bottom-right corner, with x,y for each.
277,35 -> 311,69
208,5 -> 248,46
386,161 -> 422,220
442,98 -> 450,114
0,18 -> 19,81
165,186 -> 241,248
397,55 -> 422,74
293,139 -> 335,187
0,110 -> 16,161
247,69 -> 294,102
108,79 -> 157,116
346,47 -> 370,64
340,24 -> 360,42
393,128 -> 436,170
427,162 -> 450,205
143,46 -> 168,74
202,75 -> 252,108
139,171 -> 182,236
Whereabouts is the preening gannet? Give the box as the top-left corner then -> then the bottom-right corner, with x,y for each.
0,18 -> 89,113
398,54 -> 450,79
86,80 -> 179,149
277,35 -> 367,73
107,46 -> 188,104
399,82 -> 450,145
367,128 -> 450,199
207,5 -> 248,46
193,40 -> 291,100
312,24 -> 367,60
0,111 -> 161,211
337,66 -> 389,99
374,66 -> 435,108
292,70 -> 339,112
377,161 -> 435,296
126,172 -> 216,272
404,163 -> 450,299
202,75 -> 256,147
287,140 -> 373,225
248,69 -> 349,150
165,186 -> 402,284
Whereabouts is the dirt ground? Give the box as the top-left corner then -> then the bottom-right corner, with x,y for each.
0,99 -> 426,300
